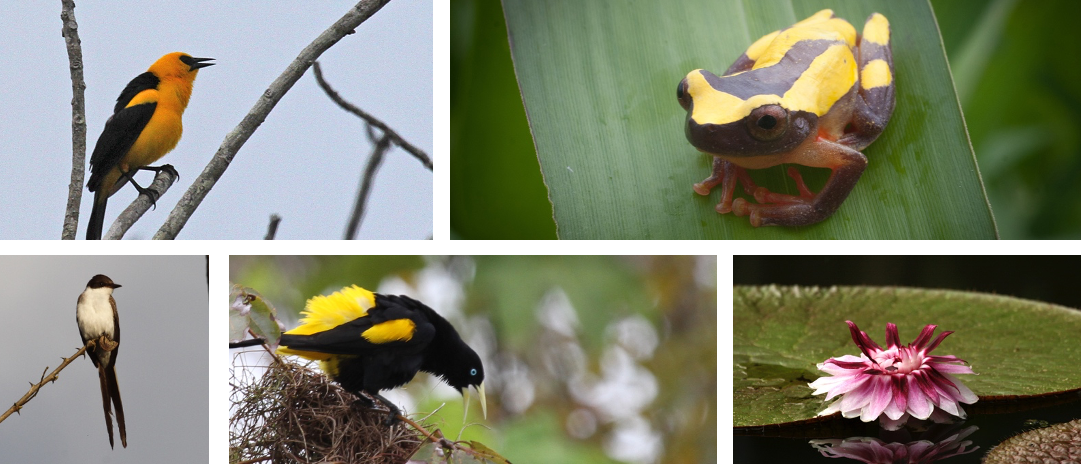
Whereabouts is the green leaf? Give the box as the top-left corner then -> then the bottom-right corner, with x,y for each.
734,286 -> 1081,427
502,0 -> 996,238
229,284 -> 282,344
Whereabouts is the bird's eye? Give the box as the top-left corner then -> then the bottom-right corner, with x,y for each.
470,368 -> 477,376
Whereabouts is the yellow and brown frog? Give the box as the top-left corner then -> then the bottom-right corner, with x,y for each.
677,9 -> 894,227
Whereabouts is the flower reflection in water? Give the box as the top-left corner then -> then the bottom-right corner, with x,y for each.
810,425 -> 979,464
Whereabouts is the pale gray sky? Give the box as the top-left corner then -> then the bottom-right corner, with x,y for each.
0,256 -> 208,463
0,1 -> 433,239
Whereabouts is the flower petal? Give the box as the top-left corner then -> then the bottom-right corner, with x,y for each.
885,323 -> 901,348
879,413 -> 908,431
911,324 -> 938,350
929,361 -> 975,375
821,375 -> 871,401
818,399 -> 843,417
913,371 -> 941,405
884,376 -> 907,419
860,376 -> 893,422
905,375 -> 933,419
940,373 -> 979,404
936,392 -> 961,417
819,358 -> 871,374
882,396 -> 905,420
839,380 -> 875,415
924,330 -> 955,354
846,321 -> 883,357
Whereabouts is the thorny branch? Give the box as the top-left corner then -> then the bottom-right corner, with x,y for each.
0,345 -> 89,424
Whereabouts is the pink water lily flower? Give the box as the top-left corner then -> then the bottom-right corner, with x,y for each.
808,321 -> 978,430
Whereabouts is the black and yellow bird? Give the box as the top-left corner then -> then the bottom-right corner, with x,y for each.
277,285 -> 486,424
85,52 -> 214,240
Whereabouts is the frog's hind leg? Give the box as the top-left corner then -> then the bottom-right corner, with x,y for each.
842,12 -> 895,150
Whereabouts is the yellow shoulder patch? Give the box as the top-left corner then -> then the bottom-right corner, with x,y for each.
362,319 -> 416,344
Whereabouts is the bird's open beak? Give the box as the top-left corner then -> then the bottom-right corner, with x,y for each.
463,383 -> 487,422
189,57 -> 216,70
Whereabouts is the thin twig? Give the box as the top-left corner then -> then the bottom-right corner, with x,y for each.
264,214 -> 282,240
344,133 -> 391,239
60,0 -> 86,240
0,345 -> 88,424
103,167 -> 177,239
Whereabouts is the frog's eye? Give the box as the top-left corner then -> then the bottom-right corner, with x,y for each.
676,78 -> 692,111
747,105 -> 789,141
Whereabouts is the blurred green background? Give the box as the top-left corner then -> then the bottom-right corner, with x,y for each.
230,256 -> 717,464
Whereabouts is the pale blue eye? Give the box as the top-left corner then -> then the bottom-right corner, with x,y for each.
470,368 -> 477,376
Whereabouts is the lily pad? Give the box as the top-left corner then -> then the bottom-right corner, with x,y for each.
983,419 -> 1081,463
734,286 -> 1081,427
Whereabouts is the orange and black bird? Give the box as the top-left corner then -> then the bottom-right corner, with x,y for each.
277,286 -> 487,424
75,274 -> 126,448
85,52 -> 214,240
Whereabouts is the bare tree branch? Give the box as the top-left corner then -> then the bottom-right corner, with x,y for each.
344,132 -> 392,239
0,345 -> 88,424
264,214 -> 282,240
60,0 -> 86,240
103,167 -> 177,239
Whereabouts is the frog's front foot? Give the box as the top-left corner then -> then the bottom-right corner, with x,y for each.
693,175 -> 722,196
695,157 -> 764,215
729,166 -> 818,226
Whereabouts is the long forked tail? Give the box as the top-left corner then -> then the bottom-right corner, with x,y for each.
107,363 -> 127,445
95,364 -> 127,448
96,365 -> 115,445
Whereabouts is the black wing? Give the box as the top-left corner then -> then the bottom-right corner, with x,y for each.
87,72 -> 160,191
279,296 -> 435,355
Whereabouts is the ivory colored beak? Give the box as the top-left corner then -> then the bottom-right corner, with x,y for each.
463,383 -> 487,422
